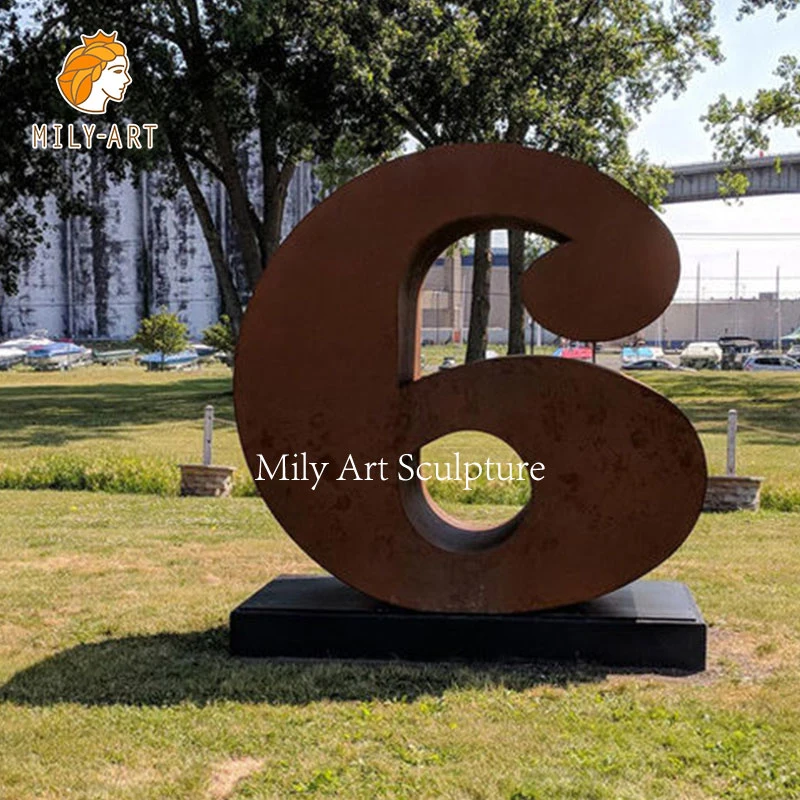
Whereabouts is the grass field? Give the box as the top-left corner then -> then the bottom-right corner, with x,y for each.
1,492 -> 799,799
1,359 -> 799,507
1,359 -> 799,797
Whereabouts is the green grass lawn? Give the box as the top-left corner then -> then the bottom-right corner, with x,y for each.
0,491 -> 799,799
1,362 -> 798,509
1,361 -> 800,797
0,362 -> 243,472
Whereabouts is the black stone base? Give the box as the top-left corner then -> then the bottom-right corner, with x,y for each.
230,575 -> 706,672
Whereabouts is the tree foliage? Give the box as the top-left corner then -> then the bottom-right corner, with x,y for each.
133,307 -> 188,356
201,314 -> 235,354
384,1 -> 719,196
1,0 -> 723,350
705,1 -> 800,193
0,0 -> 403,326
377,1 -> 721,358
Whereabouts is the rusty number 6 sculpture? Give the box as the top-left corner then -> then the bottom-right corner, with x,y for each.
235,144 -> 707,614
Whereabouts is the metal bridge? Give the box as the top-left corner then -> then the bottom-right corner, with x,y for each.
664,151 -> 800,203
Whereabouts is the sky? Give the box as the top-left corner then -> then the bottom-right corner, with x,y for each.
629,3 -> 800,303
488,4 -> 800,304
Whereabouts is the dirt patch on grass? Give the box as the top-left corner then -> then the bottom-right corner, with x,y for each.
598,623 -> 798,692
207,757 -> 264,799
3,554 -> 153,576
705,624 -> 799,682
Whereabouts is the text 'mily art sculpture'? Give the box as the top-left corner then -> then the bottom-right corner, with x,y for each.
234,144 -> 707,614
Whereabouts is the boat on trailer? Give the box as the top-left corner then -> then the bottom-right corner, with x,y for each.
93,348 -> 139,365
0,330 -> 54,370
189,343 -> 218,361
139,350 -> 200,371
0,346 -> 26,370
26,342 -> 92,370
0,329 -> 53,350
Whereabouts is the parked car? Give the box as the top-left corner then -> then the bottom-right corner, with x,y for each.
718,336 -> 759,370
679,341 -> 723,370
622,358 -> 693,372
621,345 -> 664,365
743,354 -> 800,372
553,344 -> 593,361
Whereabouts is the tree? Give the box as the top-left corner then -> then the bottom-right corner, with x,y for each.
202,314 -> 235,354
381,1 -> 721,359
133,306 -> 188,368
0,0 -> 403,330
705,1 -> 800,192
2,0 -> 721,352
465,231 -> 492,361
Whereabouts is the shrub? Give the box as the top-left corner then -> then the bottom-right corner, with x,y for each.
0,453 -> 179,496
202,315 -> 236,353
761,486 -> 800,513
427,474 -> 531,506
232,472 -> 259,498
133,307 -> 189,362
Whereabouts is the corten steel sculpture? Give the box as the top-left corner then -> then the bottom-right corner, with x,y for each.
234,144 -> 707,614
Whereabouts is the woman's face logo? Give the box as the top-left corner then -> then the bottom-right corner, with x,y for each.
56,30 -> 131,115
95,55 -> 131,102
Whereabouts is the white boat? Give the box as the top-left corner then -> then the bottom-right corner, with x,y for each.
189,343 -> 218,361
0,346 -> 26,370
1,329 -> 53,350
0,330 -> 53,370
26,342 -> 92,370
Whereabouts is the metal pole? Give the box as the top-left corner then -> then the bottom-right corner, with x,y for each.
64,216 -> 74,339
733,250 -> 739,336
203,405 -> 214,466
726,409 -> 737,477
435,291 -> 440,345
776,265 -> 782,351
694,262 -> 701,340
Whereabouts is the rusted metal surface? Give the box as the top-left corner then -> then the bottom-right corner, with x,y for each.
235,143 -> 706,613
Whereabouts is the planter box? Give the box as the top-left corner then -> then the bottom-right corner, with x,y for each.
179,464 -> 235,498
703,476 -> 763,512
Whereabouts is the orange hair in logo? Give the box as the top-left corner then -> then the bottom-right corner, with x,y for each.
57,30 -> 126,108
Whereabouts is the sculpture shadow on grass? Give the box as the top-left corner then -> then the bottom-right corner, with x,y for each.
0,627 -> 619,707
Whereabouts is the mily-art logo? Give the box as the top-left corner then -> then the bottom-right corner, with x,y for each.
57,30 -> 130,114
30,29 -> 157,151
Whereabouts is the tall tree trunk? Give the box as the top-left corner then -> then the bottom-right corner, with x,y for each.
205,106 -> 264,293
263,161 -> 295,262
167,130 -> 243,333
90,151 -> 109,338
181,1 -> 264,293
503,119 -> 528,356
507,227 -> 526,354
466,230 -> 492,363
259,92 -> 296,265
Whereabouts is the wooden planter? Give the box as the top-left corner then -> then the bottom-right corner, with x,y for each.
703,476 -> 763,512
179,464 -> 235,498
